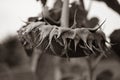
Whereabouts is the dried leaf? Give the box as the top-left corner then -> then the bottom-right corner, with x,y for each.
53,0 -> 62,10
87,17 -> 99,28
69,2 -> 87,27
49,0 -> 62,21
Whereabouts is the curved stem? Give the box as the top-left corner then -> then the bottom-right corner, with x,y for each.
61,0 -> 69,28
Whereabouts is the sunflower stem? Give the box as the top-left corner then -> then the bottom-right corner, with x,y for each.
31,48 -> 42,72
61,0 -> 69,28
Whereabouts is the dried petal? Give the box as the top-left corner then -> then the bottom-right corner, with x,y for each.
34,25 -> 54,47
46,26 -> 58,49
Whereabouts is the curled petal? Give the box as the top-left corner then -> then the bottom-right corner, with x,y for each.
88,19 -> 106,33
24,22 -> 45,34
46,26 -> 58,49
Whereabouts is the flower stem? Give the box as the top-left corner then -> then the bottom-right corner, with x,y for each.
61,0 -> 69,28
31,48 -> 42,72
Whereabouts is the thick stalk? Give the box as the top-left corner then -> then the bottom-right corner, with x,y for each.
92,54 -> 103,68
86,58 -> 93,80
61,0 -> 69,28
30,48 -> 42,72
86,54 -> 103,80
